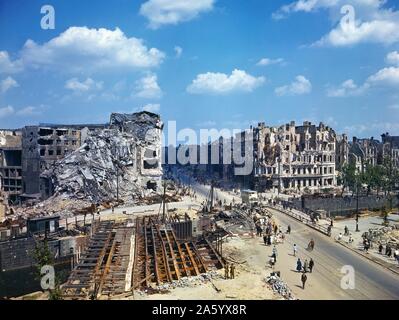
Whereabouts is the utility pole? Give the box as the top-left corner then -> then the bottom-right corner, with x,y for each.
355,180 -> 360,232
116,167 -> 119,203
210,181 -> 214,212
162,182 -> 167,223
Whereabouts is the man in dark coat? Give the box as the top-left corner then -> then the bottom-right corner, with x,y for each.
301,272 -> 307,289
309,258 -> 314,273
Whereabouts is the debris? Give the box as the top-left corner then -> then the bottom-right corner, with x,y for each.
265,274 -> 295,300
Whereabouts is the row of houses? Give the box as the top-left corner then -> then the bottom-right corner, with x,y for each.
176,121 -> 399,194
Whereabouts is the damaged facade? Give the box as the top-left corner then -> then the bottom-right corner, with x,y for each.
252,121 -> 337,193
42,112 -> 163,205
0,111 -> 162,210
0,130 -> 22,205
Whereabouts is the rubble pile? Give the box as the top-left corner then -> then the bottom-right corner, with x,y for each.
42,112 -> 163,206
265,274 -> 295,300
366,224 -> 399,246
215,207 -> 256,235
154,271 -> 223,291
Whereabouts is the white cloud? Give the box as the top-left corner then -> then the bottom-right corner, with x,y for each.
174,46 -> 183,58
0,76 -> 19,93
140,0 -> 215,29
134,73 -> 162,99
315,19 -> 399,47
386,51 -> 399,66
0,106 -> 14,118
273,0 -> 399,47
0,51 -> 23,74
275,75 -> 312,96
142,103 -> 161,113
15,106 -> 43,116
327,79 -> 366,97
20,27 -> 165,73
256,57 -> 284,66
65,77 -> 103,92
187,69 -> 265,94
367,67 -> 399,86
329,61 -> 399,97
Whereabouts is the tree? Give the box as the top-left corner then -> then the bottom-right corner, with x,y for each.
339,162 -> 359,196
32,240 -> 63,300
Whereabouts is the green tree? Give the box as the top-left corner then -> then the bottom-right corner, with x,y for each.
32,240 -> 63,300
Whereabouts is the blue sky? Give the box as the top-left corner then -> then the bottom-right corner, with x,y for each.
0,0 -> 398,141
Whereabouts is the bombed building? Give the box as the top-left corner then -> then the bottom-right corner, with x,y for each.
41,112 -> 163,205
0,111 -> 163,215
251,121 -> 337,193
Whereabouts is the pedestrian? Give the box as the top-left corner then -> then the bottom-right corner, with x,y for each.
225,263 -> 229,279
338,233 -> 343,241
230,264 -> 235,279
378,243 -> 383,254
272,246 -> 278,263
293,244 -> 298,256
348,235 -> 354,244
309,258 -> 314,273
301,272 -> 308,290
287,225 -> 291,234
303,259 -> 308,273
263,234 -> 268,246
296,258 -> 302,272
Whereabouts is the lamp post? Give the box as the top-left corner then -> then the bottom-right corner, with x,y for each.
355,181 -> 360,232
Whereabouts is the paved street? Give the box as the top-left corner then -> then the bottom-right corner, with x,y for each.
260,207 -> 399,299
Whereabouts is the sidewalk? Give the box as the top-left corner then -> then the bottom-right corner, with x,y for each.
331,214 -> 399,270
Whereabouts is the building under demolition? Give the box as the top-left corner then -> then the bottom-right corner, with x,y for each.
0,111 -> 163,214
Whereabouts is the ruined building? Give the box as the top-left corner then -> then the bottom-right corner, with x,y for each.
381,132 -> 399,168
42,112 -> 163,205
250,121 -> 337,193
0,112 -> 162,211
21,123 -> 106,201
0,130 -> 22,204
349,136 -> 381,172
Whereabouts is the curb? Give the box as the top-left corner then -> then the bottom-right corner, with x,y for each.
335,240 -> 399,276
267,206 -> 330,237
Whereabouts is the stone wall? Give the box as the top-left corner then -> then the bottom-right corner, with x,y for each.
291,195 -> 399,217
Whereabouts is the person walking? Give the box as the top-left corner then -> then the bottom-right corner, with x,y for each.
301,272 -> 308,290
378,243 -> 383,254
230,264 -> 235,279
293,244 -> 298,256
296,258 -> 302,272
309,258 -> 314,273
303,259 -> 308,273
272,246 -> 278,263
287,225 -> 291,234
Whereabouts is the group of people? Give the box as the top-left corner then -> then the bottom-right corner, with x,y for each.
296,257 -> 315,273
378,243 -> 399,264
224,263 -> 236,279
293,239 -> 318,289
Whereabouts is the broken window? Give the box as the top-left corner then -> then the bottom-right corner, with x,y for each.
48,149 -> 54,156
56,148 -> 62,156
39,128 -> 53,136
38,138 -> 53,145
40,149 -> 45,156
143,160 -> 158,169
146,181 -> 157,191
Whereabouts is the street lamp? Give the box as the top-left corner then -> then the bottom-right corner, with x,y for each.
355,181 -> 360,232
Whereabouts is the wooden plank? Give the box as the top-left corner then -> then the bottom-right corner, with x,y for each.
164,230 -> 181,280
184,243 -> 199,276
